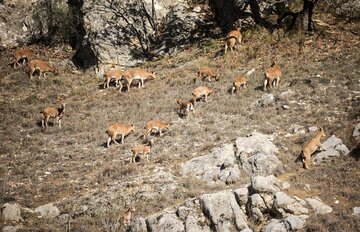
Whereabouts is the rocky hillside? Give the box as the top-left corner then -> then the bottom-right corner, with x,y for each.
1,1 -> 360,232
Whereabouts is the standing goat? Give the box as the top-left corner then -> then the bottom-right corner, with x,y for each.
106,123 -> 135,147
224,27 -> 242,54
296,126 -> 326,169
14,48 -> 36,68
143,119 -> 170,139
263,63 -> 282,91
131,140 -> 155,163
231,76 -> 248,94
29,59 -> 57,79
195,66 -> 219,83
40,97 -> 66,128
175,98 -> 195,118
192,86 -> 213,102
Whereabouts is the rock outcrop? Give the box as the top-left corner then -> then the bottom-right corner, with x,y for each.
313,135 -> 349,165
129,175 -> 333,232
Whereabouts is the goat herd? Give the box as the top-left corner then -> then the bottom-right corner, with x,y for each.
11,28 -> 325,171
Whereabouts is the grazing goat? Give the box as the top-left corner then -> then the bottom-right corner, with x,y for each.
175,98 -> 195,117
231,76 -> 248,94
195,66 -> 219,83
29,59 -> 57,79
296,126 -> 326,169
122,68 -> 156,92
192,86 -> 213,102
224,27 -> 242,54
143,119 -> 170,139
263,63 -> 282,91
106,123 -> 135,148
14,49 -> 36,68
40,97 -> 65,128
131,140 -> 155,163
103,68 -> 124,89
119,206 -> 135,226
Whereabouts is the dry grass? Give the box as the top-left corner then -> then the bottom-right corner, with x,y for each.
0,11 -> 360,231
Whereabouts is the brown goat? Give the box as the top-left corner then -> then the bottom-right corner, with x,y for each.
296,126 -> 326,169
106,123 -> 135,147
195,66 -> 219,83
231,76 -> 248,94
122,68 -> 156,92
143,119 -> 170,139
40,97 -> 65,128
131,140 -> 155,163
14,49 -> 36,68
103,68 -> 124,89
175,98 -> 195,117
224,27 -> 242,54
263,63 -> 282,91
29,59 -> 57,79
192,86 -> 213,102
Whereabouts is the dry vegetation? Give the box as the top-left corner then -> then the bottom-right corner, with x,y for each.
0,11 -> 359,231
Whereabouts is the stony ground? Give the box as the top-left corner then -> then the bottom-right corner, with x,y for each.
0,12 -> 359,231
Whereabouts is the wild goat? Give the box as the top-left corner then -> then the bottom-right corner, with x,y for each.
224,27 -> 242,54
263,63 -> 282,91
119,206 -> 135,226
103,68 -> 124,89
192,86 -> 213,102
175,98 -> 195,117
231,76 -> 248,94
14,48 -> 36,68
131,140 -> 155,163
29,59 -> 57,79
143,119 -> 170,139
106,123 -> 135,148
195,66 -> 219,83
40,97 -> 65,128
296,126 -> 326,169
122,68 -> 156,92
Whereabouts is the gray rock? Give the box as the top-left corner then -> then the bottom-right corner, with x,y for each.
286,202 -> 309,215
259,93 -> 275,107
146,212 -> 185,232
353,207 -> 360,217
262,219 -> 287,232
313,135 -> 349,165
234,187 -> 249,206
236,132 -> 278,157
182,144 -> 240,184
273,192 -> 295,208
306,197 -> 333,214
185,215 -> 211,232
260,193 -> 274,209
251,207 -> 265,222
130,217 -> 147,232
250,194 -> 267,210
201,191 -> 248,231
243,153 -> 283,177
76,0 -> 208,67
236,133 -> 282,176
353,123 -> 360,137
177,206 -> 191,221
251,176 -> 281,194
1,203 -> 22,222
34,203 -> 60,218
278,90 -> 294,101
241,229 -> 253,232
2,226 -> 17,232
284,215 -> 308,230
